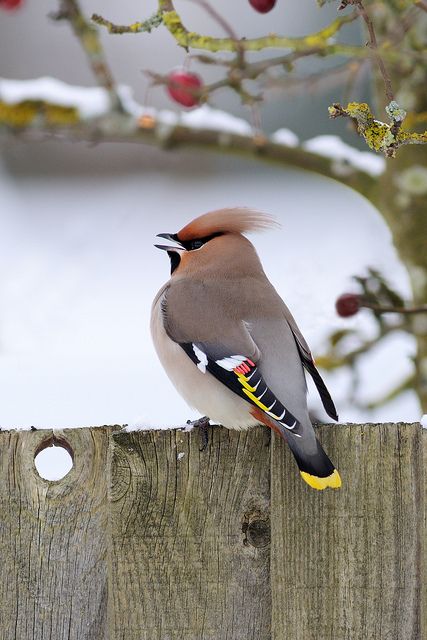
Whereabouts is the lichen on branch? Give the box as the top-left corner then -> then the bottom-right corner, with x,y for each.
160,7 -> 358,52
92,1 -> 359,52
0,100 -> 79,127
91,11 -> 163,35
329,101 -> 427,157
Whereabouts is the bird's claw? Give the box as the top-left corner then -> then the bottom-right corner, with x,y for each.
186,416 -> 211,451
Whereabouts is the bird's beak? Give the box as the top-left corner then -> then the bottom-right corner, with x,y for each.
157,232 -> 179,243
155,233 -> 184,252
154,244 -> 185,252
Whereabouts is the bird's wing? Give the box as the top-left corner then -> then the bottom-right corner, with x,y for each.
282,305 -> 338,421
160,281 -> 303,436
180,341 -> 303,436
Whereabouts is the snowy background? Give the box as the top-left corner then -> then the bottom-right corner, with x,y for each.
0,0 -> 421,476
0,148 -> 418,429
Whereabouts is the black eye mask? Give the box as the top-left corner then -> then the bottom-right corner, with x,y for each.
179,232 -> 224,251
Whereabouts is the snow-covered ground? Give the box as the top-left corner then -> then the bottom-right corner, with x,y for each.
0,148 -> 420,438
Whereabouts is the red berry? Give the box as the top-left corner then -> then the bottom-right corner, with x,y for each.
335,293 -> 361,318
166,70 -> 203,108
249,0 -> 277,13
0,0 -> 23,9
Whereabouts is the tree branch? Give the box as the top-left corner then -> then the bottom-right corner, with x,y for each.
0,95 -> 377,200
51,0 -> 123,111
362,302 -> 427,314
317,321 -> 405,371
91,3 -> 413,67
340,0 -> 394,103
94,2 -> 359,53
91,11 -> 163,35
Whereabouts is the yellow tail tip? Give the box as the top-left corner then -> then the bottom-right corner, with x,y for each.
300,469 -> 342,490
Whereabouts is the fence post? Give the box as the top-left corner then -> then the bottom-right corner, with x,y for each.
0,427 -> 113,640
271,422 -> 425,640
109,427 -> 271,640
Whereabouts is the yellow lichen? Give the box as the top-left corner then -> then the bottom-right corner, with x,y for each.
130,22 -> 143,33
346,102 -> 373,125
0,100 -> 79,128
0,101 -> 38,127
161,7 -> 355,53
397,130 -> 427,144
44,105 -> 79,125
329,100 -> 426,156
363,120 -> 394,153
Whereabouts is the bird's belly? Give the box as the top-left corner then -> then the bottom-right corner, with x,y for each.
150,301 -> 258,430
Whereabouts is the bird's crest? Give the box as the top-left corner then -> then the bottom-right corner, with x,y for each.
177,208 -> 279,241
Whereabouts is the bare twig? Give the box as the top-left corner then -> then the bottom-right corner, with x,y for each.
362,302 -> 427,314
52,0 -> 123,111
265,60 -> 364,96
318,322 -> 405,370
146,47 -> 329,103
187,0 -> 246,84
357,2 -> 394,101
340,0 -> 394,103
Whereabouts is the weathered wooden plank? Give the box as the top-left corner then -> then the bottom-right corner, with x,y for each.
271,422 -> 426,640
109,426 -> 271,640
1,423 -> 424,640
0,427 -> 112,640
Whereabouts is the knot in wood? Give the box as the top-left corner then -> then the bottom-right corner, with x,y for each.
242,511 -> 270,548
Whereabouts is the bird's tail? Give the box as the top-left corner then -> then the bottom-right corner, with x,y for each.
250,407 -> 341,490
285,431 -> 341,490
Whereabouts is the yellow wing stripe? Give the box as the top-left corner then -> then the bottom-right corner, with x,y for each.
236,372 -> 256,393
240,374 -> 290,423
242,387 -> 272,413
300,469 -> 342,490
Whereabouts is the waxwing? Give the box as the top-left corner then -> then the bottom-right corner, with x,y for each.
151,208 -> 341,490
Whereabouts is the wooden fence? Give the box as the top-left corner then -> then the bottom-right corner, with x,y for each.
0,423 -> 425,639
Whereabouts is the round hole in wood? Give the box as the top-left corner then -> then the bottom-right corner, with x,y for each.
34,435 -> 74,481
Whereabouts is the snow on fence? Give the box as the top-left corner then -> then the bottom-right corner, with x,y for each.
0,423 -> 425,640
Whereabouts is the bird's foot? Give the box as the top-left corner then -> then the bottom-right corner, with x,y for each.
186,416 -> 211,452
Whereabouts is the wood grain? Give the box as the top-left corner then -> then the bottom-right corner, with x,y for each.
271,422 -> 426,640
0,427 -> 112,640
0,423 -> 424,639
109,426 -> 271,640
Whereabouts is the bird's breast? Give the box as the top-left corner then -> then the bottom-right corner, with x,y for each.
150,294 -> 258,430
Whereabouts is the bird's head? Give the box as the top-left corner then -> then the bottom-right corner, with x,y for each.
155,208 -> 278,276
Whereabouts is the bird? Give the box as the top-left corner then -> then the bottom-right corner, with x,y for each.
151,208 -> 341,490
